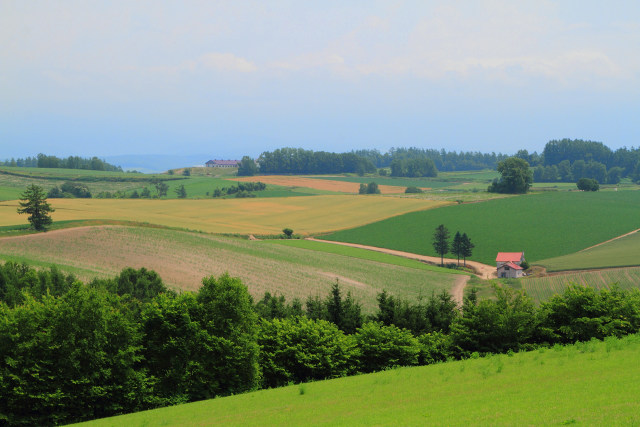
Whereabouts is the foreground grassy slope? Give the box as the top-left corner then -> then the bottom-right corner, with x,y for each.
537,230 -> 640,271
323,191 -> 640,265
79,334 -> 640,426
0,226 -> 459,311
0,195 -> 447,235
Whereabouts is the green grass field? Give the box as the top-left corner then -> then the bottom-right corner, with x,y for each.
314,169 -> 501,189
0,167 -> 337,201
314,175 -> 456,189
0,226 -> 460,311
516,267 -> 640,302
322,191 -> 640,265
161,176 -> 331,199
0,167 -> 182,200
77,333 -> 640,426
536,230 -> 640,271
0,166 -> 161,179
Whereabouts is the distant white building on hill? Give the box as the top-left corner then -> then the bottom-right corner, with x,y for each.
206,159 -> 240,168
496,252 -> 525,278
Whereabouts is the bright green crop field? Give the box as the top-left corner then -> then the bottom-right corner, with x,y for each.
536,230 -> 640,271
322,191 -> 640,265
77,333 -> 640,426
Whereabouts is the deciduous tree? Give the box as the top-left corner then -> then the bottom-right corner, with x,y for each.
488,157 -> 532,194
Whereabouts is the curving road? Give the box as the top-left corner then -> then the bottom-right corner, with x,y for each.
306,238 -> 497,305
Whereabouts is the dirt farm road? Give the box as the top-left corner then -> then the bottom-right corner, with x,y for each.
306,238 -> 497,305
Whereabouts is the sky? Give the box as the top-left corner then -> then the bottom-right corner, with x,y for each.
2,0 -> 640,159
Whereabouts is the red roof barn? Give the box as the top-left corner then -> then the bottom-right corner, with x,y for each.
496,252 -> 526,278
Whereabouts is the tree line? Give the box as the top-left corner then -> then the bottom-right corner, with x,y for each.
1,154 -> 123,172
516,139 -> 640,184
258,148 -> 377,175
355,148 -> 508,172
3,261 -> 638,425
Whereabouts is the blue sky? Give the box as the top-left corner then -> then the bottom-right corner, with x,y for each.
2,1 -> 639,159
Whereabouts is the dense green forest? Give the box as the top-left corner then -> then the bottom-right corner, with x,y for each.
0,154 -> 123,172
1,261 -> 639,425
354,147 -> 508,172
257,148 -> 377,175
518,139 -> 640,184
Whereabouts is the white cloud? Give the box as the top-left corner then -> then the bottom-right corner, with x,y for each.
259,2 -> 637,88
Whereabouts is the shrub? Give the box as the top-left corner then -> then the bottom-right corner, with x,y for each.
451,285 -> 537,356
539,285 -> 640,343
258,317 -> 357,388
359,182 -> 381,194
354,322 -> 420,373
405,186 -> 423,194
577,177 -> 599,191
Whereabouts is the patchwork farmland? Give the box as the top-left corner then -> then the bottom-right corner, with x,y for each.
0,225 -> 460,311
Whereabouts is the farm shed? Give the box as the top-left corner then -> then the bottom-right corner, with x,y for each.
206,159 -> 240,168
496,252 -> 525,278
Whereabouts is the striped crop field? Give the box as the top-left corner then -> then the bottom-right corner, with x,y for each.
78,334 -> 640,426
0,226 -> 460,311
322,191 -> 640,265
520,267 -> 640,302
537,230 -> 640,271
0,195 -> 449,235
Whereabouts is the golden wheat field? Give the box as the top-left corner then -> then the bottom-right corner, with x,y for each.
232,175 -> 410,194
0,196 -> 448,235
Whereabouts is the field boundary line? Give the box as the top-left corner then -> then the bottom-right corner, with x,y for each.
579,228 -> 640,252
